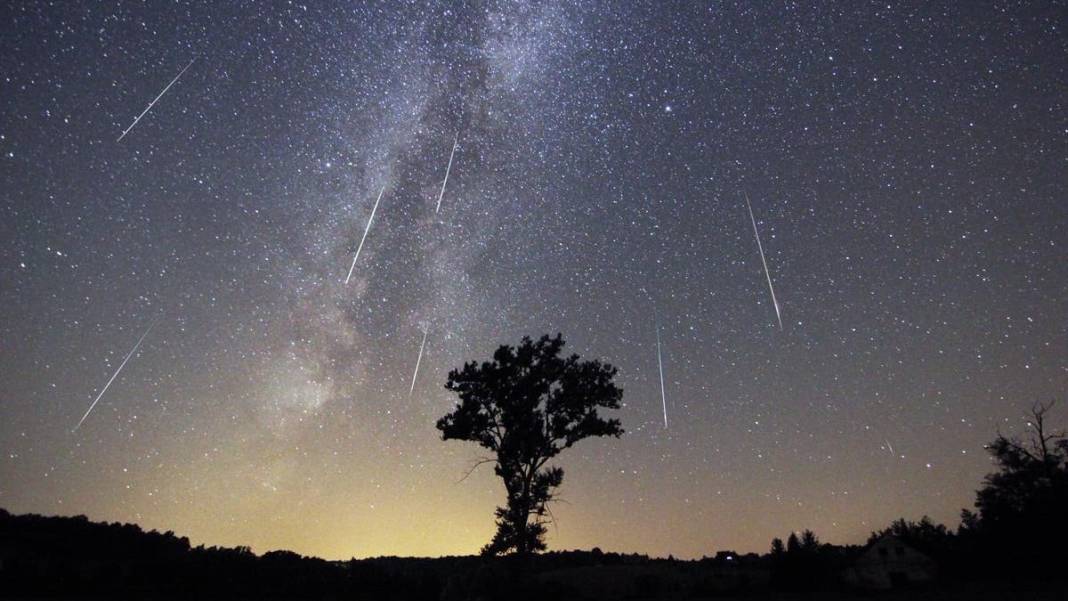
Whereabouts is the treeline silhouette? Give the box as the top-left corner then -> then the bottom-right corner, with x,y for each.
0,512 -> 731,599
3,506 -> 1064,600
0,508 -> 470,599
3,402 -> 1065,599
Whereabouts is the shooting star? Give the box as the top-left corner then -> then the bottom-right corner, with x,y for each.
743,191 -> 783,329
640,288 -> 669,429
408,326 -> 429,397
655,316 -> 668,429
74,321 -> 157,431
435,134 -> 459,213
885,439 -> 896,457
117,57 -> 197,142
344,186 -> 385,284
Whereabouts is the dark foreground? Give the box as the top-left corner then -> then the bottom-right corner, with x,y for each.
5,583 -> 1068,601
3,509 -> 1064,600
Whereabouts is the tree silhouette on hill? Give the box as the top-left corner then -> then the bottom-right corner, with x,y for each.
436,334 -> 624,557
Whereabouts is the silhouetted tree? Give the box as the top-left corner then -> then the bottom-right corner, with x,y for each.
785,532 -> 800,554
868,516 -> 952,556
960,400 -> 1067,575
436,334 -> 624,557
770,537 -> 785,555
967,401 -> 1067,526
769,529 -> 845,592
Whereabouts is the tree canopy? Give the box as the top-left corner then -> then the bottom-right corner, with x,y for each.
437,334 -> 624,556
960,400 -> 1067,572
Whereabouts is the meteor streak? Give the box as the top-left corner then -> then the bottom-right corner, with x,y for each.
744,191 -> 783,329
641,288 -> 669,429
74,321 -> 157,431
344,186 -> 385,284
409,326 -> 429,397
117,57 -> 196,142
655,316 -> 668,429
435,134 -> 458,213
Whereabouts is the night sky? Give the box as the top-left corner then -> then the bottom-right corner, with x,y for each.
1,2 -> 1065,560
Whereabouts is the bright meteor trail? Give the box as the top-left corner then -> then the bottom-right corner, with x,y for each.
744,191 -> 783,330
344,186 -> 385,284
434,134 -> 458,213
117,57 -> 196,143
641,288 -> 669,429
74,321 -> 156,432
655,317 -> 668,429
409,326 -> 429,397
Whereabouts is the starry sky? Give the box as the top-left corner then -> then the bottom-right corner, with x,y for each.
1,1 -> 1065,560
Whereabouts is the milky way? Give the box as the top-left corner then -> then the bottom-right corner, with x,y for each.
1,2 -> 1065,560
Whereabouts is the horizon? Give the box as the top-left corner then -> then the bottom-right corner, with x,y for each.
0,505 -> 919,562
1,2 -> 1064,563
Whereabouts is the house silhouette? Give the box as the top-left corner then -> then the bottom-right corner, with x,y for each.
843,535 -> 937,589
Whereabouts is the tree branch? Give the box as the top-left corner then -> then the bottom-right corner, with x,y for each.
457,457 -> 496,484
